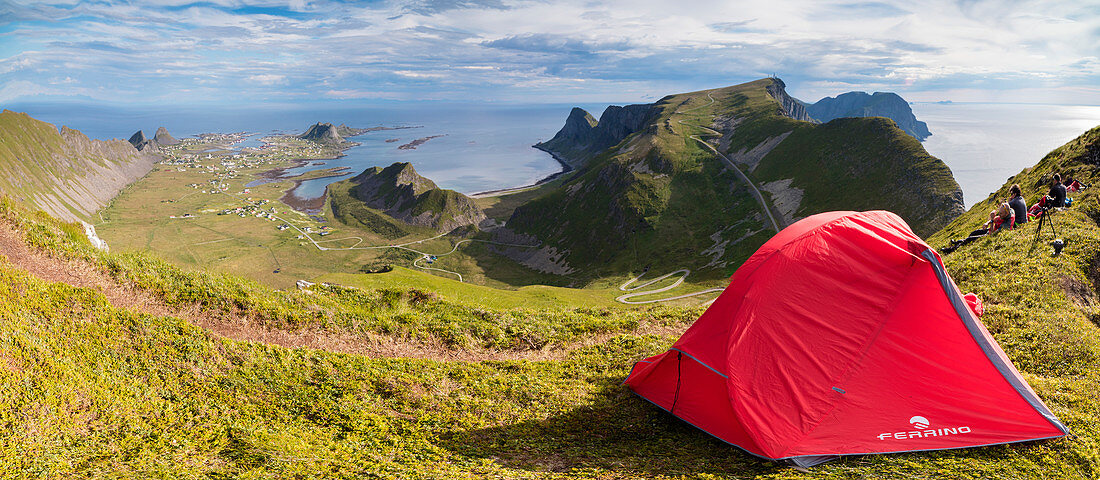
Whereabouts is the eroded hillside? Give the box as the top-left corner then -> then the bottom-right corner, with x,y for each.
0,110 -> 158,221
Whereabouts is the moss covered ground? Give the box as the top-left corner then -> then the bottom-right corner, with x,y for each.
0,128 -> 1098,478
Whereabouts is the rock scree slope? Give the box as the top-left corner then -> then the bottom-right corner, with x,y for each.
0,110 -> 158,222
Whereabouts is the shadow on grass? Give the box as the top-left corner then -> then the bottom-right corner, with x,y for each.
436,379 -> 779,477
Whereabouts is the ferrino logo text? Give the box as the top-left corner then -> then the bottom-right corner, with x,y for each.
877,416 -> 972,440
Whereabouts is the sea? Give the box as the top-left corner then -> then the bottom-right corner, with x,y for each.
7,102 -> 609,197
8,101 -> 1100,208
912,103 -> 1100,207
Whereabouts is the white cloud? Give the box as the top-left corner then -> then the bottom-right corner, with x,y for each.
247,74 -> 287,85
2,0 -> 1098,104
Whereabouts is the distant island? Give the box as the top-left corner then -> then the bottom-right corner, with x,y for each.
803,91 -> 932,141
398,135 -> 446,150
298,123 -> 422,145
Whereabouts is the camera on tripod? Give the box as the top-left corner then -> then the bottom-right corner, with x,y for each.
1032,202 -> 1066,255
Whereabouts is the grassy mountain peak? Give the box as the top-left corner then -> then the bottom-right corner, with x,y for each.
505,78 -> 963,281
329,161 -> 486,233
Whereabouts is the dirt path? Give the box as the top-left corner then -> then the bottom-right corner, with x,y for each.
0,223 -> 683,362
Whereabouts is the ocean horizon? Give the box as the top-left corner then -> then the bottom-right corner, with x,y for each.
7,100 -> 1099,207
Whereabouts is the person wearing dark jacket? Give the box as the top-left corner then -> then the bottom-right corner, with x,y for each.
1049,173 -> 1067,209
1029,173 -> 1069,217
1008,184 -> 1027,226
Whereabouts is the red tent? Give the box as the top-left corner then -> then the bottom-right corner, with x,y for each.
624,210 -> 1068,468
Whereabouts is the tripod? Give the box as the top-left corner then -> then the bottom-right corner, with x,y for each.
1033,207 -> 1058,243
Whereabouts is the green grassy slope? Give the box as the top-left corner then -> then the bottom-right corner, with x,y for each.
0,110 -> 154,222
330,162 -> 485,232
1,197 -> 689,350
752,116 -> 962,237
327,177 -> 416,239
508,82 -> 782,281
506,78 -> 961,281
0,128 -> 1098,478
317,267 -> 625,310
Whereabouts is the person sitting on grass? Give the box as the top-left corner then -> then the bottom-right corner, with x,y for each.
1008,184 -> 1028,226
1028,173 -> 1068,218
1064,175 -> 1089,192
944,199 -> 1015,253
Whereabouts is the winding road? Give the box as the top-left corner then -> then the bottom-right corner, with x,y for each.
675,92 -> 782,233
215,191 -> 536,282
611,93 -> 784,306
616,269 -> 725,305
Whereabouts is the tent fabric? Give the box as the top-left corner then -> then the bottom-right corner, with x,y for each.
624,210 -> 1068,466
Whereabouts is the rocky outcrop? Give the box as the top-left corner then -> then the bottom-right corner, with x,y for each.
764,78 -> 814,122
128,130 -> 158,152
0,110 -> 159,222
299,122 -> 344,144
129,127 -> 180,150
806,92 -> 931,141
536,104 -> 656,169
340,162 -> 486,232
335,124 -> 361,137
154,127 -> 179,146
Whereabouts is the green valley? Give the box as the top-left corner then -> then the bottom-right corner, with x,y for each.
0,124 -> 1097,478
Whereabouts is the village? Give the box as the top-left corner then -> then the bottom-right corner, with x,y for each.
155,132 -> 340,241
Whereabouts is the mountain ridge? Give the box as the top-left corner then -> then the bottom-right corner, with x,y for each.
506,78 -> 962,279
0,110 -> 158,222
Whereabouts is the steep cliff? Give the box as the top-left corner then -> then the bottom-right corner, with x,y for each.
329,162 -> 486,232
764,77 -> 815,122
506,78 -> 962,278
807,91 -> 932,141
535,104 -> 655,169
0,110 -> 159,222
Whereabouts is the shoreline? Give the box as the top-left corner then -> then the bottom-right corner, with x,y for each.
251,132 -> 366,209
280,188 -> 326,214
469,145 -> 574,198
269,167 -> 354,214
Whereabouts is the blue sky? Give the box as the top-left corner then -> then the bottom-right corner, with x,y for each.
1,0 -> 1098,106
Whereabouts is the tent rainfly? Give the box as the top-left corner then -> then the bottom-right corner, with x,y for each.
624,210 -> 1069,468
